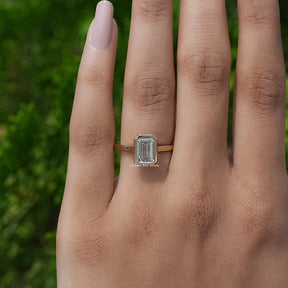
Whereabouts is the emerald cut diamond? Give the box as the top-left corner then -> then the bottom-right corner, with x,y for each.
135,135 -> 158,166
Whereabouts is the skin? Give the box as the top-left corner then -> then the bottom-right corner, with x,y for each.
57,0 -> 288,287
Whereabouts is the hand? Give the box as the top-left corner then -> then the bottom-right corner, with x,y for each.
56,0 -> 288,287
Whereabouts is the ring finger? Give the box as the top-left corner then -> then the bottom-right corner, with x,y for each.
118,0 -> 175,185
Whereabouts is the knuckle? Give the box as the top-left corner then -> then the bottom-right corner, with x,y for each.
236,182 -> 281,239
239,198 -> 277,238
70,118 -> 113,154
239,0 -> 277,27
173,183 -> 217,244
136,0 -> 169,23
241,69 -> 283,114
115,199 -> 158,247
78,64 -> 111,89
125,74 -> 173,117
178,49 -> 228,96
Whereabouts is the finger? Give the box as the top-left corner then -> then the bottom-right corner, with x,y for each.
172,0 -> 231,170
233,0 -> 286,175
63,1 -> 118,217
119,0 -> 175,183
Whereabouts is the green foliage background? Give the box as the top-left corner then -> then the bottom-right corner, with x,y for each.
0,0 -> 287,287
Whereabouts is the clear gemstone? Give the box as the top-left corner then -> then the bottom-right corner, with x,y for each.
135,135 -> 157,166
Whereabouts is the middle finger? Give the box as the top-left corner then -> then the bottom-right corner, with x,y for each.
173,0 -> 231,170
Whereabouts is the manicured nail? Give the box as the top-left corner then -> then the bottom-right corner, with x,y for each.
90,1 -> 114,50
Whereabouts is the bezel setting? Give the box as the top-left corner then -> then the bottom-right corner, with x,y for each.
134,134 -> 158,167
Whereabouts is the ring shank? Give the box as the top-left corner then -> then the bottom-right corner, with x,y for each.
114,143 -> 173,152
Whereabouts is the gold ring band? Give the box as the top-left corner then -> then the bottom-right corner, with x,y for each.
114,143 -> 174,152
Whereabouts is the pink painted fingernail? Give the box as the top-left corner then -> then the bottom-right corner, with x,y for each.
90,1 -> 114,50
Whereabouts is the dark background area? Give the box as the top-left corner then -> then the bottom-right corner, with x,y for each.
0,0 -> 287,287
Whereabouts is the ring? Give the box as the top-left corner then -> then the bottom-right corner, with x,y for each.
114,134 -> 174,167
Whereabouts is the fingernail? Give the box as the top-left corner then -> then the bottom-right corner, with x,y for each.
90,1 -> 114,50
